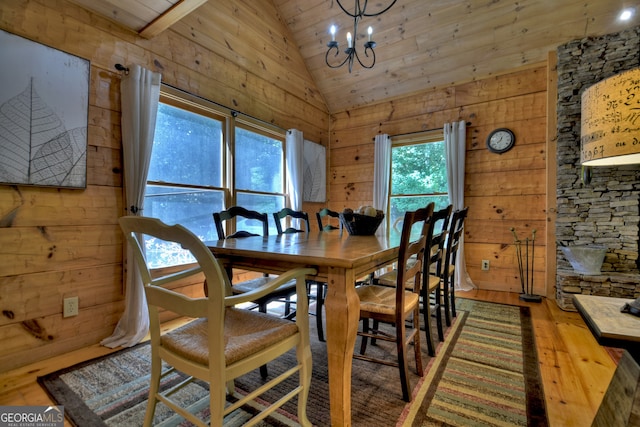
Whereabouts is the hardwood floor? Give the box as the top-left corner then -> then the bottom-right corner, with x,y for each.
461,290 -> 617,427
0,290 -> 617,426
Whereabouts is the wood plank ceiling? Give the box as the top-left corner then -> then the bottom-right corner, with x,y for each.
68,0 -> 638,113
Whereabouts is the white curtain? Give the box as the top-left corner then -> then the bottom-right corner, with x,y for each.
286,129 -> 304,211
444,120 -> 475,290
373,134 -> 391,236
101,64 -> 161,348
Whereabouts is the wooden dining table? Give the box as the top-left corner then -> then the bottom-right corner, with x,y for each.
207,230 -> 400,426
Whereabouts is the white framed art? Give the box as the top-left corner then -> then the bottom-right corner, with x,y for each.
303,140 -> 326,202
0,29 -> 89,189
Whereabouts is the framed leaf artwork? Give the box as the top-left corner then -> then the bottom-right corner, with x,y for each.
0,29 -> 89,189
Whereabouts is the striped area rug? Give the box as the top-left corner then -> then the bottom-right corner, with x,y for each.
38,299 -> 546,426
400,299 -> 547,427
37,342 -> 298,426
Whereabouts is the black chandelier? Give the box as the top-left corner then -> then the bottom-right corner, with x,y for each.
325,0 -> 398,73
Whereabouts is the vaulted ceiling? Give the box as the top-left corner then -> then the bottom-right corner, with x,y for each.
68,0 -> 638,113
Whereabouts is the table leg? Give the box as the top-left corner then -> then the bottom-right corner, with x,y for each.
324,266 -> 359,427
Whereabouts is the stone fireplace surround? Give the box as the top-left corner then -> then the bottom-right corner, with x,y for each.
555,26 -> 640,311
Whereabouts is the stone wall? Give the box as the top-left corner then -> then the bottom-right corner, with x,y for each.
556,26 -> 640,310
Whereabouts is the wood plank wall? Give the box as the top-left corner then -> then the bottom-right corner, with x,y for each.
328,65 -> 550,295
0,0 -> 552,373
0,0 -> 329,373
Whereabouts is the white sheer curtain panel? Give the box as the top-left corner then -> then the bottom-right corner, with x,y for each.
373,134 -> 391,236
101,64 -> 161,348
444,120 -> 475,290
286,129 -> 304,211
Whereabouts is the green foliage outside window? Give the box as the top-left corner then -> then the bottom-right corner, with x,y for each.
389,140 -> 449,239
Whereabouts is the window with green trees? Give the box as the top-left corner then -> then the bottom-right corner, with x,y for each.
389,131 -> 449,240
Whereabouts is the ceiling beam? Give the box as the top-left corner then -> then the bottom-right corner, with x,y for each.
139,0 -> 208,39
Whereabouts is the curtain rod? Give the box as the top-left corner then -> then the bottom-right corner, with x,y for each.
114,63 -> 129,74
113,64 -> 286,133
387,121 -> 469,139
162,82 -> 286,133
160,80 -> 283,131
391,128 -> 441,138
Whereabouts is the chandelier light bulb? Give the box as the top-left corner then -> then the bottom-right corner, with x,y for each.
619,8 -> 634,21
368,26 -> 373,41
330,25 -> 336,41
347,32 -> 352,48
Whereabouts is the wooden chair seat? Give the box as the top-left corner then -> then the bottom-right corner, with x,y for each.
430,263 -> 454,277
162,308 -> 299,366
376,269 -> 441,291
356,285 -> 419,317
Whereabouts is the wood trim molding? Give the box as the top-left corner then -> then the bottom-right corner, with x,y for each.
545,50 -> 558,300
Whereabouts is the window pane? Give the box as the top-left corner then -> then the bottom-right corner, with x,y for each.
237,192 -> 285,235
235,128 -> 283,193
144,185 -> 223,267
389,195 -> 450,241
149,103 -> 222,187
391,142 -> 447,195
144,238 -> 196,269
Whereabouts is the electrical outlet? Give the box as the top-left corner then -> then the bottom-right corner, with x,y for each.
481,260 -> 490,271
63,296 -> 79,317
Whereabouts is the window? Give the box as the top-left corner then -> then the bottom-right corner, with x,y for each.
234,124 -> 286,235
143,86 -> 286,267
388,131 -> 449,240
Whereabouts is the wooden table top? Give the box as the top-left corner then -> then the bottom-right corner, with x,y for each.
573,294 -> 640,344
206,230 -> 399,270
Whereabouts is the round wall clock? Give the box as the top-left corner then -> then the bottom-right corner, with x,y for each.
486,128 -> 515,154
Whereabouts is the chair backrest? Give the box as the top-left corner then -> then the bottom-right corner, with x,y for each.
445,207 -> 469,269
425,205 -> 452,279
316,208 -> 342,232
213,206 -> 269,239
396,203 -> 435,300
435,204 -> 453,237
118,216 -> 229,345
273,208 -> 310,234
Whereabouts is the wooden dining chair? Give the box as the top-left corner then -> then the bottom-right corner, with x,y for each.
119,216 -> 315,427
441,207 -> 469,324
273,208 -> 327,341
316,207 -> 342,232
374,203 -> 446,356
273,207 -> 311,234
354,203 -> 434,402
214,205 -> 269,240
383,205 -> 450,341
213,206 -> 297,317
424,206 -> 450,344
